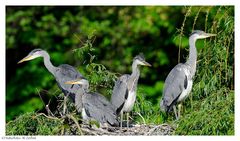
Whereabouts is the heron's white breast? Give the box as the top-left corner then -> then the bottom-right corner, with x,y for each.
123,91 -> 136,112
82,108 -> 90,121
177,68 -> 193,102
178,80 -> 193,102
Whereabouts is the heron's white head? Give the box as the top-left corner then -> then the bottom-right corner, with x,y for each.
65,78 -> 89,91
133,53 -> 151,67
18,49 -> 45,64
190,30 -> 216,40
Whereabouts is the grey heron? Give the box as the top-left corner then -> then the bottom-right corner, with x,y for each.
18,49 -> 84,113
160,30 -> 216,119
65,78 -> 119,127
111,54 -> 151,128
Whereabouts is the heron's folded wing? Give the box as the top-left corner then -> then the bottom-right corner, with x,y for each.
57,64 -> 84,81
111,74 -> 130,115
162,63 -> 188,109
83,93 -> 119,126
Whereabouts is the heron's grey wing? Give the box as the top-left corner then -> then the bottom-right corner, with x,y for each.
162,63 -> 188,111
111,74 -> 130,115
55,64 -> 85,102
83,93 -> 119,126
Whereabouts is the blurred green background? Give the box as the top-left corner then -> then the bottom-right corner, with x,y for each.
6,6 -> 234,135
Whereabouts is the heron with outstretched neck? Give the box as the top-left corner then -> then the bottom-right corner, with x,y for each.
160,30 -> 216,119
111,54 -> 151,129
18,49 -> 85,114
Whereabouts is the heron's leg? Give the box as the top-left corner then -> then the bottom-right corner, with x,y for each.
126,112 -> 129,128
120,112 -> 123,130
178,104 -> 182,119
173,105 -> 178,120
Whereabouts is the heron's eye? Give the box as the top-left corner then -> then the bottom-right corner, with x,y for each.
31,51 -> 38,55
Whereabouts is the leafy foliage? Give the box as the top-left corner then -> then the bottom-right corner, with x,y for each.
175,90 -> 234,135
6,112 -> 63,135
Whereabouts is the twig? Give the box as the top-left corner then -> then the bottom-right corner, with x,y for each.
178,6 -> 192,63
35,113 -> 61,121
81,127 -> 99,135
46,104 -> 54,117
144,125 -> 162,135
46,99 -> 54,117
66,114 -> 83,135
136,112 -> 146,125
144,124 -> 173,135
89,126 -> 119,135
61,126 -> 65,135
92,127 -> 110,135
36,88 -> 55,117
36,88 -> 45,105
192,7 -> 202,31
63,95 -> 68,115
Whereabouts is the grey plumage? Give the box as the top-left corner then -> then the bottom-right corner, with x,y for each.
18,49 -> 84,102
82,93 -> 119,126
55,64 -> 84,102
65,78 -> 119,126
160,63 -> 192,113
160,30 -> 216,119
111,74 -> 130,115
111,54 -> 151,128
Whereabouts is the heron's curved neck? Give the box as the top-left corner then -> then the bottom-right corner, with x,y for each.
80,81 -> 90,94
186,36 -> 197,77
75,88 -> 84,113
78,88 -> 86,96
83,83 -> 89,93
129,61 -> 140,91
75,85 -> 88,100
42,51 -> 57,75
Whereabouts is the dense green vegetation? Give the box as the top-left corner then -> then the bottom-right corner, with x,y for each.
6,6 -> 234,135
6,112 -> 63,135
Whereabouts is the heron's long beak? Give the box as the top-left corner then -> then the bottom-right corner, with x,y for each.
143,61 -> 152,67
206,33 -> 217,37
65,79 -> 83,85
17,55 -> 34,64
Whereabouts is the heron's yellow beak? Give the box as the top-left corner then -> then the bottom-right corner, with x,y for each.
17,55 -> 34,64
65,79 -> 83,85
143,61 -> 152,67
206,33 -> 217,37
